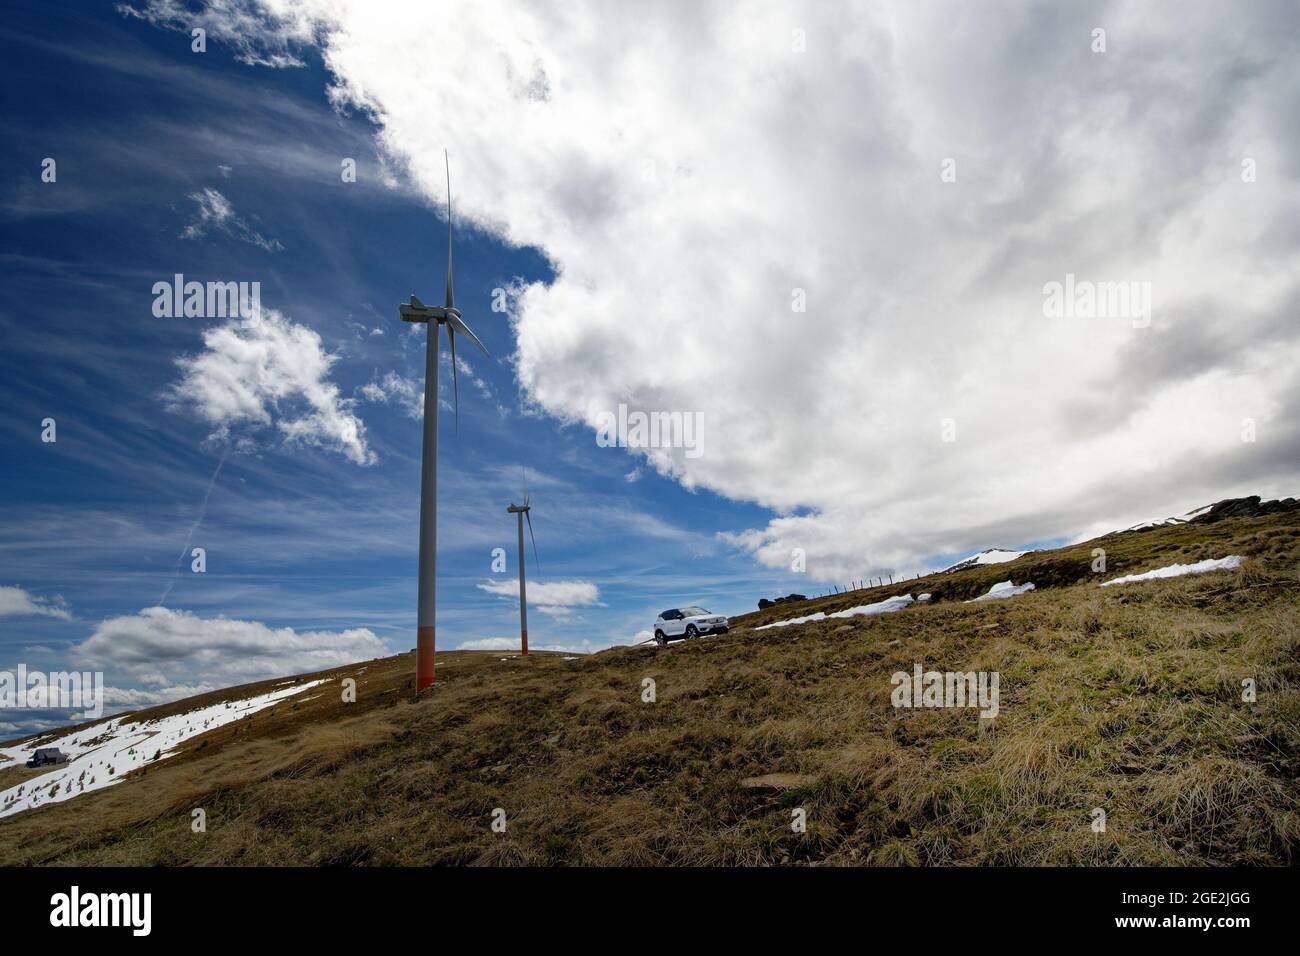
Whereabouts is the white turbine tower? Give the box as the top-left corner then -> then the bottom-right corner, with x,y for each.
400,151 -> 489,691
506,479 -> 539,655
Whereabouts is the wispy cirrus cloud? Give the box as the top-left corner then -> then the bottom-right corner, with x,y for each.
118,0 -> 314,69
180,187 -> 284,251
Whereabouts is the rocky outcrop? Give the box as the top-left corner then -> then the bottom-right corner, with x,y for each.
1192,496 -> 1300,523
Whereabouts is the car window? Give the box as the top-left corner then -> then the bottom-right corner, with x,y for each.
660,609 -> 677,619
681,606 -> 710,616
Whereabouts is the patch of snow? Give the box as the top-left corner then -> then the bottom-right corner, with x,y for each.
966,580 -> 1036,603
943,548 -> 1027,573
916,593 -> 932,602
1100,555 -> 1244,588
1124,504 -> 1213,532
0,679 -> 329,819
756,594 -> 915,630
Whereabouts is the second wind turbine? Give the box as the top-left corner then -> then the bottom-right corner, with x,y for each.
506,487 -> 538,656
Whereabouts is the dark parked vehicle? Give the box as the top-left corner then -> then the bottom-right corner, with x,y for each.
26,747 -> 68,768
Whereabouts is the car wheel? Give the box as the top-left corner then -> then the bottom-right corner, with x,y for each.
685,625 -> 698,639
654,631 -> 667,647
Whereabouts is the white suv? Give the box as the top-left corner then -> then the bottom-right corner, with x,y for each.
653,606 -> 729,646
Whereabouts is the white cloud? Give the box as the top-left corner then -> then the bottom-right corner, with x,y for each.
0,586 -> 71,620
456,635 -> 625,654
73,606 -> 386,688
137,1 -> 1300,579
102,685 -> 213,709
359,371 -> 423,419
534,606 -> 572,619
0,718 -> 69,738
168,308 -> 376,465
180,187 -> 284,251
476,578 -> 602,610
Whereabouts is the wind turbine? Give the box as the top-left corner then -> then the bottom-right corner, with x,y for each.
400,151 -> 489,691
506,480 -> 539,655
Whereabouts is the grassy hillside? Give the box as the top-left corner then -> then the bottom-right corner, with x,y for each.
1,509 -> 1297,866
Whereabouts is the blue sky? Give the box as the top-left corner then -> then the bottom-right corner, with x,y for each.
0,3 -> 836,734
4,1 -> 1298,738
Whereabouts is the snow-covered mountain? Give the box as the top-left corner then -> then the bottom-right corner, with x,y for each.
941,548 -> 1028,574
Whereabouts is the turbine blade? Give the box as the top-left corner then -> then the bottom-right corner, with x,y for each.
445,311 -> 489,356
445,150 -> 454,311
525,510 -> 539,568
447,325 -> 459,434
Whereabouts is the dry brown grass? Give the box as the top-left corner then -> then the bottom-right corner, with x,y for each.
1,512 -> 1297,866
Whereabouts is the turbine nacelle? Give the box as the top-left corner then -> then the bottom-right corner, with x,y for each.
400,294 -> 465,321
508,486 -> 539,567
395,153 -> 489,435
399,295 -> 451,324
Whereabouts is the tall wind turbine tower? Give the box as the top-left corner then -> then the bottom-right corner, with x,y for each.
506,486 -> 538,655
399,151 -> 489,691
